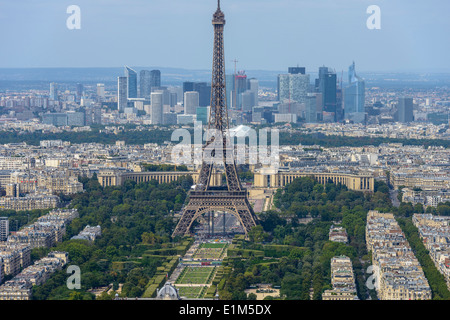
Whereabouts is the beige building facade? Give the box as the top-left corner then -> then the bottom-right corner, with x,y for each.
254,169 -> 374,192
97,169 -> 223,188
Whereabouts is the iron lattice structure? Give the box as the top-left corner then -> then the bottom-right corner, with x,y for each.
172,1 -> 258,238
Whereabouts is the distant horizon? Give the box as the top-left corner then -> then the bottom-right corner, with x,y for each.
2,66 -> 450,75
0,1 -> 449,72
2,65 -> 450,92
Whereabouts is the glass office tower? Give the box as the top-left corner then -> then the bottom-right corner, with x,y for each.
140,70 -> 151,99
125,66 -> 138,99
344,62 -> 365,123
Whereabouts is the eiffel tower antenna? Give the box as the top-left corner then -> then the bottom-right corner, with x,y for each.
172,0 -> 258,239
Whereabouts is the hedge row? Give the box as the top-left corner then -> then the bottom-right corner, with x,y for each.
142,257 -> 180,298
142,274 -> 167,298
144,238 -> 194,257
227,248 -> 264,258
204,285 -> 218,299
111,260 -> 141,271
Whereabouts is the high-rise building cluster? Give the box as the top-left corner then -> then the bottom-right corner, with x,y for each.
117,67 -> 259,126
272,63 -> 367,124
225,72 -> 258,111
117,66 -> 186,125
0,59 -> 439,129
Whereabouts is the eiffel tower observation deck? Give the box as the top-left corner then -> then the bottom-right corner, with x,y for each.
172,0 -> 258,239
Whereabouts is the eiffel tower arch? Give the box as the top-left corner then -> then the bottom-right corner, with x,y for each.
172,187 -> 258,238
172,0 -> 258,239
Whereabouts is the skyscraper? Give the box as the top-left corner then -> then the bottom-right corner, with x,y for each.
97,83 -> 105,101
49,82 -> 58,101
196,106 -> 210,125
183,81 -> 195,94
344,62 -> 366,123
225,74 -> 234,108
117,76 -> 128,112
397,97 -> 414,123
234,71 -> 247,110
277,74 -> 289,102
150,92 -> 163,124
184,91 -> 199,115
336,87 -> 344,122
317,66 -> 337,121
248,78 -> 259,106
241,91 -> 255,112
125,66 -> 138,99
76,83 -> 84,101
182,82 -> 211,107
150,70 -> 161,88
194,82 -> 211,107
169,92 -> 177,108
323,74 -> 337,113
278,71 -> 310,105
305,94 -> 318,123
288,66 -> 306,75
140,70 -> 151,98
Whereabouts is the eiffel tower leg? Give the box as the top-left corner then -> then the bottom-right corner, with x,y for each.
172,206 -> 199,238
223,212 -> 226,234
211,212 -> 214,236
233,198 -> 257,237
208,211 -> 211,236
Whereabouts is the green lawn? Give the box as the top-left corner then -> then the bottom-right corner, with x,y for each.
176,286 -> 206,299
202,242 -> 228,249
175,266 -> 216,285
192,243 -> 228,260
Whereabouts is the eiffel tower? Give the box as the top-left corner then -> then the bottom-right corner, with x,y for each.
172,0 -> 258,239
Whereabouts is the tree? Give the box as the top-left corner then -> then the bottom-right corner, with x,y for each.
249,225 -> 266,243
247,293 -> 257,300
141,231 -> 156,244
437,204 -> 450,216
398,202 -> 414,217
281,273 -> 303,299
259,211 -> 285,232
414,203 -> 424,214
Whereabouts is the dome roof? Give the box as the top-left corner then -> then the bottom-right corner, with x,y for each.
156,282 -> 180,300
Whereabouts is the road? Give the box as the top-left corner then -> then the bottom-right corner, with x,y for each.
390,189 -> 400,207
214,213 -> 243,233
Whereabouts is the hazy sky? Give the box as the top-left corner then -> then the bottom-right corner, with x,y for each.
0,0 -> 449,72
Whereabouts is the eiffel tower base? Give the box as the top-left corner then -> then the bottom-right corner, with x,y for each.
172,188 -> 257,239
